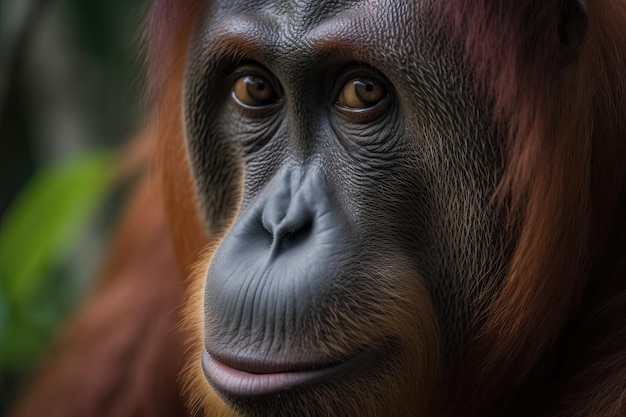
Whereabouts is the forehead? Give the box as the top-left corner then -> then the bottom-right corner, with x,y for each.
210,0 -> 419,27
200,0 -> 424,67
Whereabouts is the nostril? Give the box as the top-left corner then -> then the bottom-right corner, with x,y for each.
272,217 -> 314,254
282,218 -> 312,242
259,183 -> 318,256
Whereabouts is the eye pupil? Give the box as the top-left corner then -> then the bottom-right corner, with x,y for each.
365,82 -> 374,92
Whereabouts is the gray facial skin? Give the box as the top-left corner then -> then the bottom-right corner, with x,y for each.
183,1 -> 513,416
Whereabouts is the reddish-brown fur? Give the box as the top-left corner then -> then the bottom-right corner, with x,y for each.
430,1 -> 626,415
12,1 -> 626,416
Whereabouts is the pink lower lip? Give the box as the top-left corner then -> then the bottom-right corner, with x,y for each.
201,349 -> 370,397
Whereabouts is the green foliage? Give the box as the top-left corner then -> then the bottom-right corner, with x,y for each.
0,151 -> 115,368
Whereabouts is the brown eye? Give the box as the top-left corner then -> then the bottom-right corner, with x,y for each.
232,75 -> 279,107
336,78 -> 386,109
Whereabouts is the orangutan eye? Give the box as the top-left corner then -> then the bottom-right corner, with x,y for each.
336,78 -> 387,109
232,74 -> 280,107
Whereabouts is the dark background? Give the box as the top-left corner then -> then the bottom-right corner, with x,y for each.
0,0 -> 146,412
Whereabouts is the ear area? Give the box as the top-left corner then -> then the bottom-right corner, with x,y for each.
558,0 -> 588,63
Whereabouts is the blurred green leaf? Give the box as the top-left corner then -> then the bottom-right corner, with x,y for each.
0,151 -> 115,365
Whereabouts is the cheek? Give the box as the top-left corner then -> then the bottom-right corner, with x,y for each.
308,112 -> 504,366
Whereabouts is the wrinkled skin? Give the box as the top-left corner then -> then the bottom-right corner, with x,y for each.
184,0 -> 515,416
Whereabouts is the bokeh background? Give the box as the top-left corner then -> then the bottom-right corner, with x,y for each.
0,0 -> 146,411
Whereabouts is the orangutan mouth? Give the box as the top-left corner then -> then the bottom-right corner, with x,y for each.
201,347 -> 380,398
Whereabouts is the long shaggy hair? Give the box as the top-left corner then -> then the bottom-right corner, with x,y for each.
429,1 -> 626,415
